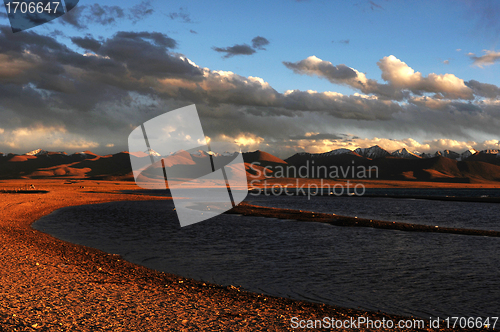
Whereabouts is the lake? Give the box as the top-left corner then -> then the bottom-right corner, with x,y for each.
32,192 -> 500,319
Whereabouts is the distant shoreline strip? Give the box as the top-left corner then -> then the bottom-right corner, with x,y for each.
228,203 -> 500,237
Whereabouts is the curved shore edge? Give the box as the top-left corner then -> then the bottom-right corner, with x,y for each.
229,203 -> 500,237
0,180 -> 486,331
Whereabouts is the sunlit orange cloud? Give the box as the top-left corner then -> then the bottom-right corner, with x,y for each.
0,125 -> 99,151
219,133 -> 264,147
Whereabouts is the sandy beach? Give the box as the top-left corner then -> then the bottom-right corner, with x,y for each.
0,179 -> 489,331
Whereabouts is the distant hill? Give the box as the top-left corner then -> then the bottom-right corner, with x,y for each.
0,151 -> 134,181
0,147 -> 499,183
242,150 -> 287,166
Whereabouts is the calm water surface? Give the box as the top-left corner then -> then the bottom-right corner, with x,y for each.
250,193 -> 500,231
32,195 -> 500,319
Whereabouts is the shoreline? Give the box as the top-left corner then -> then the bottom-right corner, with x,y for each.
0,179 -> 485,331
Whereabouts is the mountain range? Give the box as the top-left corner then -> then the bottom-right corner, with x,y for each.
0,146 -> 499,183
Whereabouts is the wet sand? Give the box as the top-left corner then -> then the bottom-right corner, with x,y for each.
0,179 -> 488,331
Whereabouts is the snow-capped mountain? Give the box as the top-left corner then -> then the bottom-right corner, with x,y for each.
354,145 -> 390,159
459,148 -> 478,161
480,149 -> 499,155
391,148 -> 422,159
419,152 -> 434,159
192,150 -> 210,157
146,148 -> 161,157
219,151 -> 238,157
193,150 -> 238,157
25,148 -> 49,156
298,148 -> 352,158
435,150 -> 460,160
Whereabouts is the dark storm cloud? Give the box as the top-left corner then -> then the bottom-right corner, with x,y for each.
71,35 -> 102,52
97,31 -> 203,79
0,25 -> 65,53
0,26 -> 202,116
251,36 -> 269,50
212,44 -> 256,58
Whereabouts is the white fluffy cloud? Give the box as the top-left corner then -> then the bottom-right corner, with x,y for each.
377,55 -> 473,99
284,55 -> 476,100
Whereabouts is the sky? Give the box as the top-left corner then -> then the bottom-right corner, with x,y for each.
1,0 -> 500,158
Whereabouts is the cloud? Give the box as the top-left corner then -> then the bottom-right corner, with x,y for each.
189,29 -> 197,34
283,55 -> 403,100
61,2 -> 154,29
213,44 -> 256,58
289,132 -> 343,140
168,7 -> 191,23
60,5 -> 87,29
377,55 -> 473,99
0,125 -> 99,151
221,133 -> 264,147
71,35 -> 102,53
465,80 -> 500,98
443,60 -> 449,65
129,0 -> 155,23
1,27 -> 500,156
283,56 -> 358,80
213,36 -> 270,58
88,4 -> 125,25
284,55 -> 475,100
251,36 -> 269,50
468,50 -> 500,67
